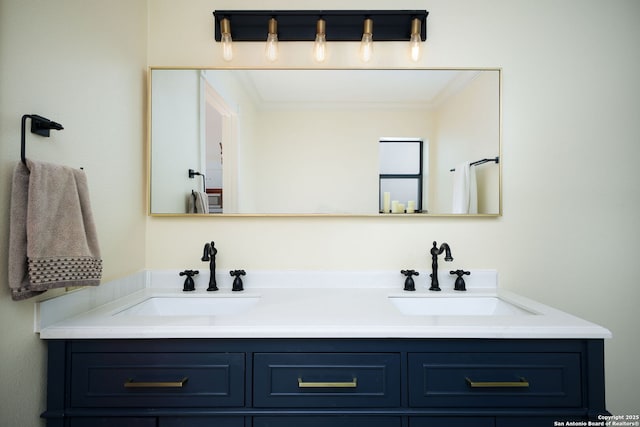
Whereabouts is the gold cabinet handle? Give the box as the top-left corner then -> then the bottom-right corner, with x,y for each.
465,376 -> 529,388
124,377 -> 188,388
297,377 -> 358,388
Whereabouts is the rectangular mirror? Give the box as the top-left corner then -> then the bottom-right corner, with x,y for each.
149,68 -> 501,216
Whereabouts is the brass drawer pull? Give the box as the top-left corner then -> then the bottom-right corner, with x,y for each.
465,376 -> 530,388
124,377 -> 188,388
297,377 -> 358,388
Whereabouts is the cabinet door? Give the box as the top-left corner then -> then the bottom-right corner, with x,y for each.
254,416 -> 402,427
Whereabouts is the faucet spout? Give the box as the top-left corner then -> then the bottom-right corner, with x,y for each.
442,243 -> 453,262
201,243 -> 211,262
429,241 -> 453,291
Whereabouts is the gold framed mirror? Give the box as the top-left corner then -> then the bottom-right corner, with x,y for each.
148,67 -> 501,217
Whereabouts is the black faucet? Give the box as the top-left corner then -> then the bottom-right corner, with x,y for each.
201,241 -> 218,291
429,241 -> 453,291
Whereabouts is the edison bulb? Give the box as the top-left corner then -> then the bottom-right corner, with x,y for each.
221,32 -> 233,61
359,33 -> 373,62
359,18 -> 373,62
313,18 -> 327,63
219,18 -> 233,62
409,18 -> 422,62
265,33 -> 278,62
313,33 -> 327,62
265,18 -> 279,62
409,33 -> 421,62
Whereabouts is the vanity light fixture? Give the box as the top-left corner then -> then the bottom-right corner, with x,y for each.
313,18 -> 327,63
265,17 -> 279,62
359,18 -> 374,62
220,18 -> 233,61
409,17 -> 422,62
213,10 -> 428,62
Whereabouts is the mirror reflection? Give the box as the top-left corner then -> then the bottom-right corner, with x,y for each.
149,68 -> 501,216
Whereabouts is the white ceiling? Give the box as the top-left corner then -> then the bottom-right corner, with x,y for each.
231,69 -> 482,110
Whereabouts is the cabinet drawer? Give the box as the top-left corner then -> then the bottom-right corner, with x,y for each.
496,417 -> 580,427
254,353 -> 400,407
410,417 -> 494,427
408,353 -> 581,408
70,352 -> 244,407
160,417 -> 244,427
70,418 -> 156,427
254,416 -> 401,427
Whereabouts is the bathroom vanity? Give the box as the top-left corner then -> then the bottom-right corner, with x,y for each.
37,271 -> 610,426
43,337 -> 606,427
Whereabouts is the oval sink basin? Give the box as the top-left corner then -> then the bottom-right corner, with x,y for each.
388,296 -> 534,316
115,296 -> 260,317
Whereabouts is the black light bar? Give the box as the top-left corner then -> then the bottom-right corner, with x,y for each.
213,10 -> 428,42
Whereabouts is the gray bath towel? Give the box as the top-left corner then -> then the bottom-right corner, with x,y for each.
188,190 -> 209,214
8,160 -> 102,301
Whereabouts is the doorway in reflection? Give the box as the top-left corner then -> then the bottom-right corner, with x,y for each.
204,80 -> 224,213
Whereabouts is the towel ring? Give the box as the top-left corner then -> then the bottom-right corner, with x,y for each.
20,114 -> 64,164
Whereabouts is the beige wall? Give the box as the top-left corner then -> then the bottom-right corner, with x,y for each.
1,0 -> 639,424
250,108 -> 432,214
0,0 -> 147,425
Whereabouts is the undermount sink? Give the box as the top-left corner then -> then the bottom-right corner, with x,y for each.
388,296 -> 534,316
115,296 -> 260,317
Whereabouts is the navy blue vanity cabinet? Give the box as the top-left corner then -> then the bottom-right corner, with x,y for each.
42,339 -> 607,426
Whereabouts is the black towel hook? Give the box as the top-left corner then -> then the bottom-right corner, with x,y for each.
20,114 -> 64,164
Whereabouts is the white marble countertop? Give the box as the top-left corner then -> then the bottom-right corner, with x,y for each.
35,270 -> 612,340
